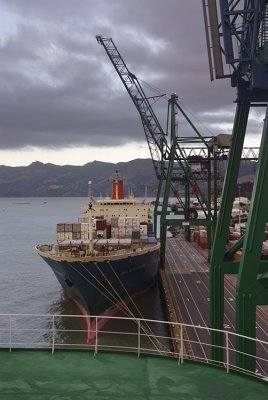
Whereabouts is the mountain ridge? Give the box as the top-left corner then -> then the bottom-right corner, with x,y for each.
0,158 -> 157,197
0,158 -> 256,198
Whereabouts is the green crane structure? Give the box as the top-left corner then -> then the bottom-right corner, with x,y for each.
96,36 -> 215,264
96,35 -> 259,270
203,0 -> 268,372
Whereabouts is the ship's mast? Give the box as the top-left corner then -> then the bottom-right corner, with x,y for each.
87,202 -> 94,253
87,180 -> 94,254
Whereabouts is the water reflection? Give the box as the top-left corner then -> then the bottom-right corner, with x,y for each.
0,283 -> 171,352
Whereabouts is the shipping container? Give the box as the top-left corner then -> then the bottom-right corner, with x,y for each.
199,229 -> 207,238
193,231 -> 199,242
125,217 -> 133,227
96,219 -> 107,230
111,227 -> 119,238
57,223 -> 65,233
72,232 -> 81,240
125,227 -> 133,237
57,232 -> 65,242
234,250 -> 242,261
111,217 -> 119,227
81,231 -> 88,240
81,223 -> 88,232
132,229 -> 140,239
147,223 -> 153,233
262,242 -> 268,254
118,217 -> 126,227
132,217 -> 140,228
72,223 -> 81,233
229,232 -> 241,240
64,223 -> 73,232
106,223 -> 111,239
199,236 -> 208,246
64,232 -> 73,240
140,225 -> 148,235
118,227 -> 126,237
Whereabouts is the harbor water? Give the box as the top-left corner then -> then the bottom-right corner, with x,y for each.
0,197 -> 167,346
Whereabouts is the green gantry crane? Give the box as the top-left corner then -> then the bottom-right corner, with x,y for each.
203,0 -> 268,372
96,36 -> 215,265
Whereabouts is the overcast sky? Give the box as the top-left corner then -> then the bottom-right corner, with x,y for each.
0,0 -> 264,166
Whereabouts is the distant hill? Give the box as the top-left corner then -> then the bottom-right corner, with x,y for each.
0,158 -> 256,198
0,159 -> 158,197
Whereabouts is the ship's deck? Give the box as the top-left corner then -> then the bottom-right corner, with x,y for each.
0,350 -> 267,399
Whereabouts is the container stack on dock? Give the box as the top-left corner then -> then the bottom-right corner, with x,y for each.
210,222 -> 268,260
192,226 -> 208,248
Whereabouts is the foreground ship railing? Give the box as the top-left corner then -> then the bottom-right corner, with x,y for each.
0,313 -> 267,381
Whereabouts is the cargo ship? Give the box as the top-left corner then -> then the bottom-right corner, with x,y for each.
36,173 -> 160,339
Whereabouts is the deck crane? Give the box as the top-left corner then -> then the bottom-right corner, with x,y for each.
203,0 -> 268,372
96,35 -> 214,263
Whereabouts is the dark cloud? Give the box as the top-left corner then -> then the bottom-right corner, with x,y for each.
0,0 -> 257,152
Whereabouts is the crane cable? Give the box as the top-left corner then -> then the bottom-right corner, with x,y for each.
88,259 -> 169,354
106,260 -> 170,354
139,78 -> 216,138
66,260 -> 169,354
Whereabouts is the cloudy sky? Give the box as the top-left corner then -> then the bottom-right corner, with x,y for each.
0,0 -> 264,166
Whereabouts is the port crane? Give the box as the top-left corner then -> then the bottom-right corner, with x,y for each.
96,35 -> 214,264
96,35 -> 260,265
203,0 -> 268,371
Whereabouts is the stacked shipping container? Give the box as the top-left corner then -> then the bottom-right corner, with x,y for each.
56,216 -> 152,244
111,217 -> 140,238
57,218 -> 111,242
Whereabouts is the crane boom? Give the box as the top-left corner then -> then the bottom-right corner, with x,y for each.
96,35 -> 167,179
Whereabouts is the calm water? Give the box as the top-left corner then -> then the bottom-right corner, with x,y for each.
0,197 -> 167,346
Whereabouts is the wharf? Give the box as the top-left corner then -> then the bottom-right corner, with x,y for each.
161,236 -> 268,375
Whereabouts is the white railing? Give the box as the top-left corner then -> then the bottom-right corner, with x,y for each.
0,313 -> 267,381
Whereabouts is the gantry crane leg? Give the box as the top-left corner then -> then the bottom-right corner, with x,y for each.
159,149 -> 176,268
159,95 -> 177,268
210,103 -> 250,362
153,176 -> 163,236
236,105 -> 268,372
